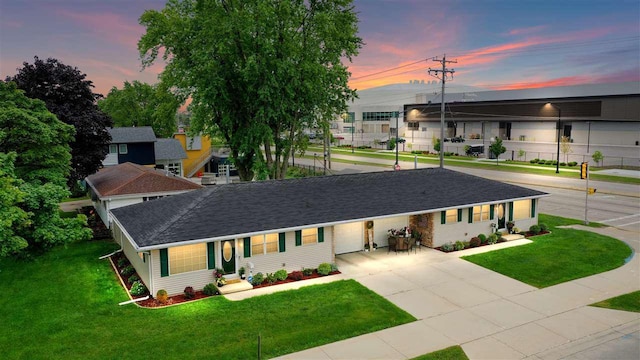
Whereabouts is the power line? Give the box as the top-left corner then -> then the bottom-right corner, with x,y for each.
350,58 -> 430,81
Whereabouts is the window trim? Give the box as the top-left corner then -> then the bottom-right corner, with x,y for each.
118,144 -> 128,154
109,144 -> 118,154
168,243 -> 207,275
250,233 -> 280,256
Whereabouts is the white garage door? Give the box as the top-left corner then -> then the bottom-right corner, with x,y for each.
334,222 -> 364,254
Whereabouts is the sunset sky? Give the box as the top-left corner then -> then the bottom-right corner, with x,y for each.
1,0 -> 638,97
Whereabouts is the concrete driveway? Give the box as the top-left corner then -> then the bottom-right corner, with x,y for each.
277,227 -> 640,359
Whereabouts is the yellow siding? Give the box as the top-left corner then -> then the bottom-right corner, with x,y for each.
173,133 -> 212,177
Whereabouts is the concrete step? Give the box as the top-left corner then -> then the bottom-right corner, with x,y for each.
218,280 -> 253,295
502,233 -> 525,241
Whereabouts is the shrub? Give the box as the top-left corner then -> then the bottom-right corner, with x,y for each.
120,265 -> 135,277
156,289 -> 168,304
529,224 -> 541,235
130,281 -> 147,296
454,241 -> 466,251
117,257 -> 129,268
274,269 -> 288,281
265,272 -> 277,284
441,242 -> 454,252
513,227 -> 521,234
552,160 -> 558,165
330,263 -> 339,272
545,160 -> 553,165
530,159 -> 539,164
289,271 -> 304,281
183,286 -> 195,299
469,237 -> 481,248
318,263 -> 332,276
127,274 -> 139,284
568,161 -> 578,167
302,268 -> 314,276
478,234 -> 487,244
251,272 -> 265,286
560,162 -> 566,166
203,283 -> 218,296
497,236 -> 507,243
539,223 -> 548,232
487,233 -> 498,245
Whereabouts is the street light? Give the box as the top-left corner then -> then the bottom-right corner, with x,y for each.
546,103 -> 561,174
395,110 -> 399,169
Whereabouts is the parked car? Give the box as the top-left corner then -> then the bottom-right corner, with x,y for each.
465,144 -> 484,157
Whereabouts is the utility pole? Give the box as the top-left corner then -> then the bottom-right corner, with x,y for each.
428,55 -> 456,169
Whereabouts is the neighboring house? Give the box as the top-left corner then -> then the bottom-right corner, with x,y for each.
86,162 -> 202,228
173,131 -> 213,177
154,138 -> 188,177
110,168 -> 548,295
103,127 -> 157,166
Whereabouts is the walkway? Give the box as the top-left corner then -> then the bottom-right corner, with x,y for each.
267,226 -> 639,359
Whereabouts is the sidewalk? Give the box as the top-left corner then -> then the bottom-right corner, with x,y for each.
267,226 -> 639,359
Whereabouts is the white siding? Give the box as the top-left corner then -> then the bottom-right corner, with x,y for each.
372,216 -> 408,247
334,222 -> 364,254
149,249 -> 214,296
112,223 -> 151,289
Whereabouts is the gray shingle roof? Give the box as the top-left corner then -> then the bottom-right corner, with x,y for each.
108,127 -> 157,143
154,138 -> 187,161
111,168 -> 548,249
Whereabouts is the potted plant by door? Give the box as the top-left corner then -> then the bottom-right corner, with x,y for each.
506,221 -> 515,234
213,268 -> 227,287
239,266 -> 246,280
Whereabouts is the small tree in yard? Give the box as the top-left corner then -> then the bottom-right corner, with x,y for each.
518,149 -> 526,161
433,138 -> 441,154
592,151 -> 604,166
560,136 -> 572,163
489,138 -> 506,165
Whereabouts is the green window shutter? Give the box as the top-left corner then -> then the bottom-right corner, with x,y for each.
531,199 -> 536,218
318,227 -> 324,243
490,205 -> 495,220
160,248 -> 169,277
468,208 -> 473,223
207,242 -> 215,269
295,230 -> 302,246
441,211 -> 446,224
279,233 -> 286,252
508,202 -> 514,221
243,237 -> 251,258
457,209 -> 462,222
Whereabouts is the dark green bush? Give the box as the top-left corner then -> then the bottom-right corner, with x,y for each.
203,283 -> 218,296
487,233 -> 498,245
568,161 -> 578,166
265,272 -> 277,284
454,241 -> 466,251
251,272 -> 264,286
302,268 -> 314,276
130,281 -> 147,296
545,160 -> 553,165
539,223 -> 549,232
552,160 -> 558,165
127,274 -> 139,284
330,263 -> 339,272
529,224 -> 541,235
318,263 -> 332,276
274,269 -> 288,281
478,234 -> 487,244
560,162 -> 567,166
117,257 -> 129,268
530,159 -> 539,163
120,265 -> 135,277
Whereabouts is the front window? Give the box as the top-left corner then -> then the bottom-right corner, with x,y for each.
169,243 -> 207,275
473,205 -> 491,222
251,233 -> 279,256
407,122 -> 419,130
302,228 -> 317,245
513,200 -> 532,220
445,209 -> 459,224
109,144 -> 118,154
118,144 -> 128,154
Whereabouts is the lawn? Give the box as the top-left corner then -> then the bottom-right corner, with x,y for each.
591,291 -> 640,313
462,214 -> 632,288
412,346 -> 469,360
0,240 -> 415,359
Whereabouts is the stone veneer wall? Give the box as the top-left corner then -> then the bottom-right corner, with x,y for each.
410,213 -> 434,247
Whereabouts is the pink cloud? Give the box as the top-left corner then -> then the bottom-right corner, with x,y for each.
56,10 -> 143,49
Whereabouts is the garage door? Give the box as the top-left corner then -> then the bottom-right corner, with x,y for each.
334,222 -> 363,254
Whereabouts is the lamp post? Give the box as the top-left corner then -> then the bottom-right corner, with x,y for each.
546,103 -> 561,174
395,110 -> 399,169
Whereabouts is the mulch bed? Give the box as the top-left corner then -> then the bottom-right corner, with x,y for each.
434,231 -> 550,253
109,252 -> 340,308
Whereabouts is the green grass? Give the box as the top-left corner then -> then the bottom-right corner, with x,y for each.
308,146 -> 640,185
60,195 -> 89,202
591,291 -> 640,312
58,209 -> 78,218
412,346 -> 469,360
462,214 -> 632,288
0,240 -> 414,359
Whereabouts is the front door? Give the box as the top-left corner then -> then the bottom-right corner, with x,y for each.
221,240 -> 236,274
497,203 -> 506,229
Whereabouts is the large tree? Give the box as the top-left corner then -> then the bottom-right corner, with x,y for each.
7,57 -> 112,189
98,80 -> 180,138
139,0 -> 362,180
0,81 -> 92,256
